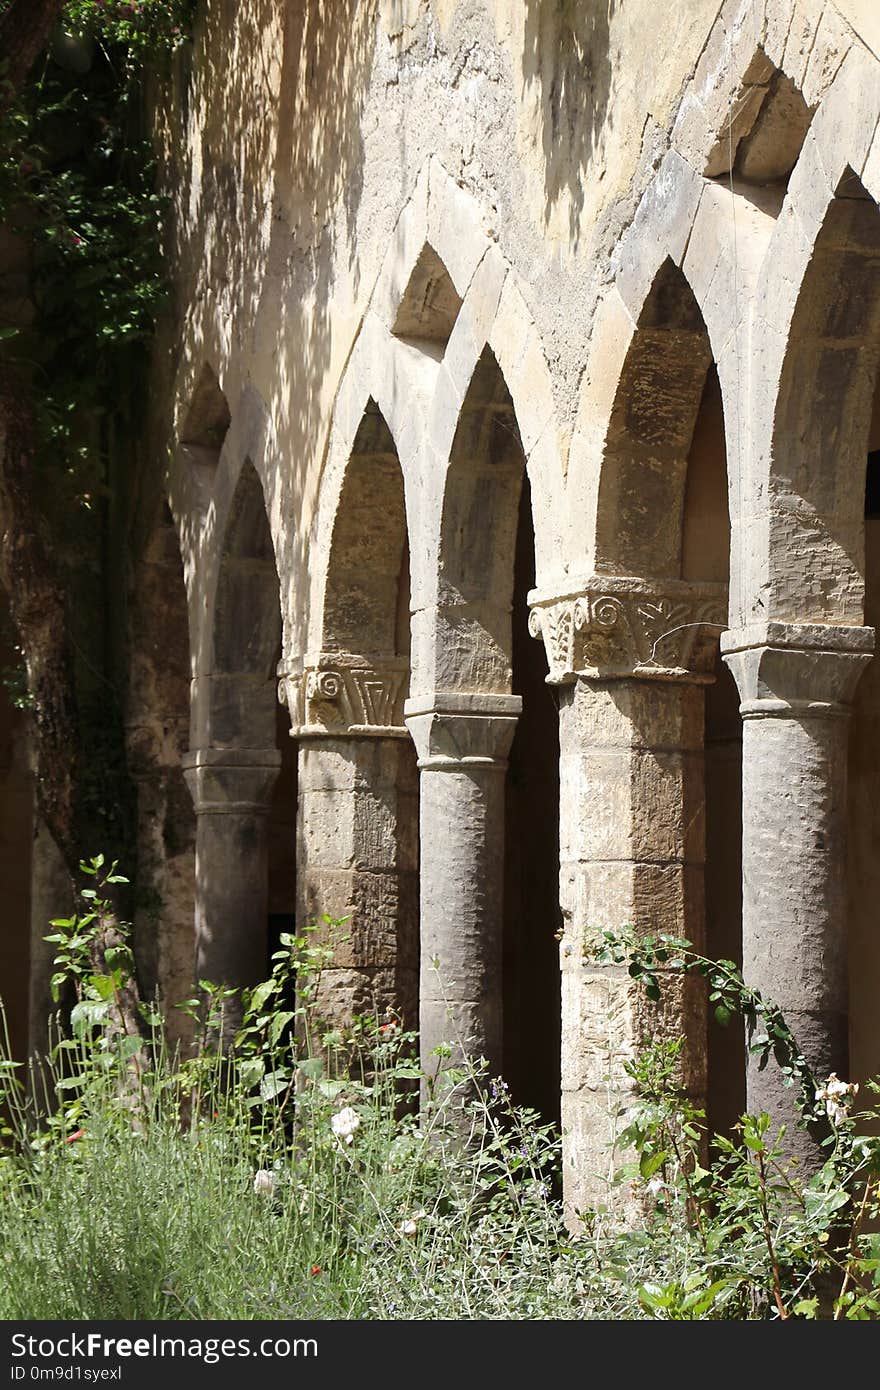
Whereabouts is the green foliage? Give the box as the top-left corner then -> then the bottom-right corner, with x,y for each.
591,927 -> 880,1320
64,2 -> 194,62
1,890 -> 880,1318
0,4 -> 189,504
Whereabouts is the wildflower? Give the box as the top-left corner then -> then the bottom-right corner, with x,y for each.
65,1129 -> 85,1144
253,1169 -> 276,1197
310,1264 -> 322,1277
379,1020 -> 398,1037
331,1106 -> 360,1145
815,1073 -> 859,1125
398,1208 -> 427,1237
646,1175 -> 664,1197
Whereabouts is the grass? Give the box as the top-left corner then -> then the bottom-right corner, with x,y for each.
0,1023 -> 638,1320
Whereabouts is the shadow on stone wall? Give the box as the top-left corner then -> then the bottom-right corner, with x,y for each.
255,0 -> 379,614
522,0 -> 616,245
151,0 -> 380,649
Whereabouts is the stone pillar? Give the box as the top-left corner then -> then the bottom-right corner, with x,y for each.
278,654 -> 419,1029
182,747 -> 281,1008
529,575 -> 726,1219
404,692 -> 520,1088
722,622 -> 873,1162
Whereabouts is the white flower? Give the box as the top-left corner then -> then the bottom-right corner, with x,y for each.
815,1072 -> 859,1126
331,1105 -> 361,1145
646,1175 -> 665,1198
253,1169 -> 275,1197
397,1209 -> 426,1238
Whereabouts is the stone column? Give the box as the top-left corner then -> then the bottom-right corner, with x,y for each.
529,576 -> 726,1219
722,622 -> 873,1162
404,692 -> 520,1088
278,654 -> 419,1030
182,747 -> 281,1009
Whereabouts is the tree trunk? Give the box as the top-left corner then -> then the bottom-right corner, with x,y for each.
0,357 -> 78,864
0,0 -> 66,120
0,357 -> 143,1040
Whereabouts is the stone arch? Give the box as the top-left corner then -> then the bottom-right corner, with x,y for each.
567,139 -> 756,586
183,457 -> 286,1008
371,157 -> 490,336
417,343 -> 560,1115
301,309 -> 428,673
209,458 -> 282,747
434,345 -> 527,694
293,399 -> 420,1032
368,159 -> 563,587
593,259 -> 719,581
321,400 -> 410,666
174,360 -> 233,523
180,362 -> 231,452
764,174 -> 880,624
671,0 -> 865,178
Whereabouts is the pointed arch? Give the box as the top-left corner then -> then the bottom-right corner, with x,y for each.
321,400 -> 410,660
434,345 -> 529,694
593,259 -> 724,581
765,174 -> 880,623
209,458 -> 282,748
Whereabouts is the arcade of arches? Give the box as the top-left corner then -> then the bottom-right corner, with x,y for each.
5,0 -> 880,1222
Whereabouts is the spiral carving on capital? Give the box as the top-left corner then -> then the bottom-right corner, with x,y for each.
528,579 -> 727,683
277,654 -> 409,736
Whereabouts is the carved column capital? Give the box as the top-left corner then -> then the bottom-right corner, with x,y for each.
528,575 -> 728,685
277,653 -> 410,738
721,621 -> 874,719
404,692 -> 521,771
182,747 -> 282,815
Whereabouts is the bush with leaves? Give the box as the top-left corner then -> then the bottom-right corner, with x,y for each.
1,873 -> 880,1318
592,928 -> 880,1319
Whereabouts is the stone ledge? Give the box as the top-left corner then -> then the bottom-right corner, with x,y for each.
722,622 -> 875,713
721,620 -> 875,656
404,691 -> 521,768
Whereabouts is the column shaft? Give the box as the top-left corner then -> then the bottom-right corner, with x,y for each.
723,624 -> 873,1163
558,676 -> 707,1214
417,762 -> 506,1072
183,750 -> 281,1006
296,734 -> 419,1028
405,694 -> 520,1091
740,711 -> 848,1127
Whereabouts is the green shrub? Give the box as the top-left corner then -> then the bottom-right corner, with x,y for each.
0,861 -> 879,1319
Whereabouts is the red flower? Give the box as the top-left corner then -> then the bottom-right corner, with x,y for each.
310,1264 -> 322,1277
65,1129 -> 85,1144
